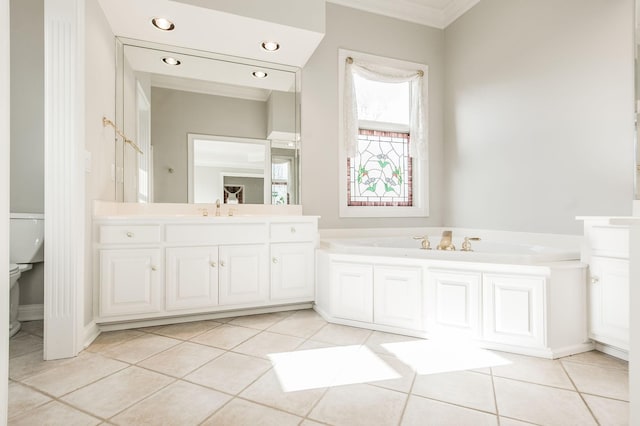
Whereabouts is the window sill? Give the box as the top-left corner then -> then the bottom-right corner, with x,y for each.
339,205 -> 428,218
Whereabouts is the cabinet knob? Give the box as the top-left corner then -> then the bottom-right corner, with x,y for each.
591,276 -> 600,284
290,227 -> 296,234
220,261 -> 226,267
210,261 -> 217,268
126,231 -> 134,238
151,265 -> 157,271
272,257 -> 279,264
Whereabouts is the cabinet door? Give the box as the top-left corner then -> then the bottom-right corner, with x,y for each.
374,266 -> 423,330
589,257 -> 629,350
429,269 -> 481,338
271,242 -> 315,301
100,248 -> 162,317
482,274 -> 545,348
218,244 -> 269,305
166,246 -> 219,311
330,262 -> 373,323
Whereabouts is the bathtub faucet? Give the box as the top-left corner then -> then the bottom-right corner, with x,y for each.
436,230 -> 456,251
461,236 -> 481,252
413,235 -> 431,250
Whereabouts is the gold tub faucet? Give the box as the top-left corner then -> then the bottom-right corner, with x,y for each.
413,235 -> 431,250
437,230 -> 456,251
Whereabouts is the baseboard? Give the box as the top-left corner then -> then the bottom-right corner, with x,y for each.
17,304 -> 44,321
83,321 -> 101,349
595,342 -> 629,361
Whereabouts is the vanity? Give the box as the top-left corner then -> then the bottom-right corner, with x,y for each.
93,203 -> 318,326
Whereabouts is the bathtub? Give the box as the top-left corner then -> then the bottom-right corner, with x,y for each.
315,227 -> 591,359
322,231 -> 580,264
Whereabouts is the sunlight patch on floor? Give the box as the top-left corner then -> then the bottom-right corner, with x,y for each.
382,339 -> 511,375
269,345 -> 400,392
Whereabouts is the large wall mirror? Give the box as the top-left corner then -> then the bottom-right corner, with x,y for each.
115,38 -> 301,205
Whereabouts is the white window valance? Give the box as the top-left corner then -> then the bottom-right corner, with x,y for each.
344,57 -> 427,159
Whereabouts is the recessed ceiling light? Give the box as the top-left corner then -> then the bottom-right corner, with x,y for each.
162,57 -> 181,66
152,17 -> 175,31
252,71 -> 268,79
261,41 -> 280,52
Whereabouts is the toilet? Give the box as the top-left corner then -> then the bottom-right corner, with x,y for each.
9,213 -> 45,337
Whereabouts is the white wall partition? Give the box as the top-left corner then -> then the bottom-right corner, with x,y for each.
1,0 -> 11,419
43,0 -> 86,359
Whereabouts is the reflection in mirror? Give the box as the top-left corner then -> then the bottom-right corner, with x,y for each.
115,38 -> 300,205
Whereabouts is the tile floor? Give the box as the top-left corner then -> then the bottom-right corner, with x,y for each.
8,310 -> 629,425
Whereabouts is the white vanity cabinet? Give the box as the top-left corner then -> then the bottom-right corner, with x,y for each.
94,216 -> 318,324
330,262 -> 374,323
580,218 -> 629,353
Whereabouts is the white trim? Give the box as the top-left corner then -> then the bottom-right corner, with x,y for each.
594,342 -> 629,361
44,0 -> 85,360
338,49 -> 429,218
1,0 -> 10,419
18,304 -> 45,321
83,320 -> 101,349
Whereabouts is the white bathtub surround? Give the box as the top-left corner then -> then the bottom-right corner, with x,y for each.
93,200 -> 303,218
316,228 -> 591,359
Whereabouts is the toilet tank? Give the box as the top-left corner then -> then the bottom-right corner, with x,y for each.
10,213 -> 45,264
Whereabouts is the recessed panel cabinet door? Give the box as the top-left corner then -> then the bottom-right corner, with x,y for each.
428,269 -> 481,338
218,244 -> 269,305
165,246 -> 219,311
482,273 -> 545,349
330,262 -> 373,323
100,248 -> 162,317
374,266 -> 423,330
270,242 -> 315,301
589,256 -> 629,350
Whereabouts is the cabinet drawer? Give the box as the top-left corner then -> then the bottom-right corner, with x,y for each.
165,223 -> 267,244
100,225 -> 161,244
589,226 -> 628,258
270,223 -> 316,242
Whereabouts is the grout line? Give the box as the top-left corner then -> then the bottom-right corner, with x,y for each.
396,366 -> 418,425
558,361 -> 602,426
490,366 -> 501,425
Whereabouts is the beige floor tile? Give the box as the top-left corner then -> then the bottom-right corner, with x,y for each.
494,377 -> 596,425
19,320 -> 44,337
300,420 -> 326,426
111,380 -> 231,425
190,324 -> 260,350
148,320 -> 221,340
295,340 -> 335,351
201,398 -> 302,426
309,383 -> 407,426
8,382 -> 51,420
9,350 -> 76,381
291,309 -> 325,320
227,312 -> 292,330
266,314 -> 327,338
61,366 -> 174,419
23,352 -> 128,397
369,353 -> 416,393
85,329 -> 145,353
401,395 -> 498,426
364,330 -> 421,356
233,331 -> 304,359
8,400 -> 101,426
138,341 -> 225,378
184,352 -> 271,394
9,333 -> 43,358
240,369 -> 327,416
561,350 -> 628,371
490,351 -> 574,389
562,361 -> 629,400
583,394 -> 629,426
309,323 -> 372,346
412,370 -> 496,413
100,333 -> 180,364
499,418 -> 537,425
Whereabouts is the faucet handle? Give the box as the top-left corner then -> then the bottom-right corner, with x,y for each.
197,207 -> 209,217
413,235 -> 431,250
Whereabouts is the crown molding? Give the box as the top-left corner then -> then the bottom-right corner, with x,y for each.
327,0 -> 479,29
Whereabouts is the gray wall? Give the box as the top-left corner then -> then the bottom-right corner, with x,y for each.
443,0 -> 635,234
301,3 -> 445,229
10,0 -> 44,305
151,87 -> 268,203
10,0 -> 44,215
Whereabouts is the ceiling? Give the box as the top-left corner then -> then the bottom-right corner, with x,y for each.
327,0 -> 481,28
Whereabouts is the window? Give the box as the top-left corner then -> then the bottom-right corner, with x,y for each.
339,49 -> 428,218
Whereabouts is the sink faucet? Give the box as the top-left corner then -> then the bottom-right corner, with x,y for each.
436,230 -> 456,251
215,199 -> 221,216
197,207 -> 208,217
